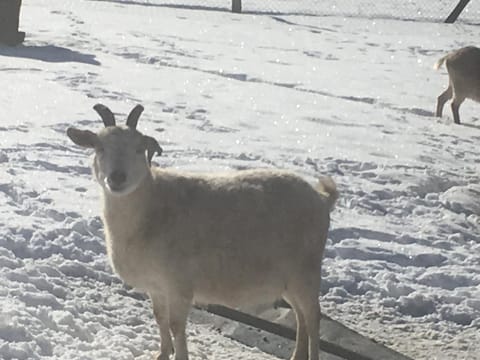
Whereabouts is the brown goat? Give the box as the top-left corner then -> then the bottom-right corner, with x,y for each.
434,46 -> 480,124
67,104 -> 338,360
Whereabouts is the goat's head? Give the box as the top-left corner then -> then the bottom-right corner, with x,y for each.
67,104 -> 163,196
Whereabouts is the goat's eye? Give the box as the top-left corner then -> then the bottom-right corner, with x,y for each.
96,146 -> 105,154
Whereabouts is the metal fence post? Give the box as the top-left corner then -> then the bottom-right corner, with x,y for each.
232,0 -> 242,13
445,0 -> 471,23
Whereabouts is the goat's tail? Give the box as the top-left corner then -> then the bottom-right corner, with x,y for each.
434,54 -> 449,70
316,177 -> 339,211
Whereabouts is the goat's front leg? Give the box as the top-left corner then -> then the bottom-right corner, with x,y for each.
451,94 -> 465,125
151,293 -> 173,360
168,288 -> 193,360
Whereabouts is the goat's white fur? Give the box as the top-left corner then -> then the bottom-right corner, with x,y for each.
67,104 -> 338,360
435,46 -> 480,124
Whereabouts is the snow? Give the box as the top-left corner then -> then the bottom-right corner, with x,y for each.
1,0 -> 480,359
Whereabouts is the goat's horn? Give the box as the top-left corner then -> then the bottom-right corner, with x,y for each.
93,104 -> 116,127
126,105 -> 144,129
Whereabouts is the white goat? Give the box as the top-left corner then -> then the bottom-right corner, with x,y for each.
67,104 -> 338,360
435,46 -> 480,124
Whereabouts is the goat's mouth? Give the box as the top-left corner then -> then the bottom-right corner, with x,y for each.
105,184 -> 135,197
107,184 -> 126,193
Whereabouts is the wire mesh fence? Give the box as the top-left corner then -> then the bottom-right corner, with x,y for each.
238,0 -> 480,22
100,0 -> 480,23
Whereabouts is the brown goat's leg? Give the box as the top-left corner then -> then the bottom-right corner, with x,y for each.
283,295 -> 308,360
168,291 -> 192,360
151,294 -> 174,360
286,278 -> 320,360
436,85 -> 452,117
304,300 -> 320,360
451,96 -> 465,124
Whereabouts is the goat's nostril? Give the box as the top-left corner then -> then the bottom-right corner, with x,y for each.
109,171 -> 126,186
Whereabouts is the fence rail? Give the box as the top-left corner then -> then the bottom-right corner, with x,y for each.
201,304 -> 414,360
204,304 -> 374,360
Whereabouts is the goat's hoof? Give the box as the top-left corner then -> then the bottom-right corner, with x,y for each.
153,351 -> 171,360
289,353 -> 308,360
289,351 -> 308,360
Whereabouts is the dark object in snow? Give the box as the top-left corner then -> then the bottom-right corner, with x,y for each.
0,0 -> 25,46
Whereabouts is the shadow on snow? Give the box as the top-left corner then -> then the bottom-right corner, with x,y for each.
0,44 -> 101,65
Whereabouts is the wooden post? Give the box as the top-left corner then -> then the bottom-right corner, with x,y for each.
445,0 -> 471,23
0,0 -> 25,45
232,0 -> 242,13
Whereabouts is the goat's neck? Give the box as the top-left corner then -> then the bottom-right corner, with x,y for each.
101,172 -> 154,240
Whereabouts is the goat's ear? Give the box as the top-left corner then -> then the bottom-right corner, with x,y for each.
144,135 -> 163,165
67,127 -> 98,148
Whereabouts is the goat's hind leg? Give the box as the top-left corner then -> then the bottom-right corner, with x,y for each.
298,292 -> 320,360
283,294 -> 308,360
436,84 -> 452,117
285,277 -> 321,360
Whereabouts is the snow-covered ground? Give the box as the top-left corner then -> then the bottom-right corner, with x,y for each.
1,1 -> 480,359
